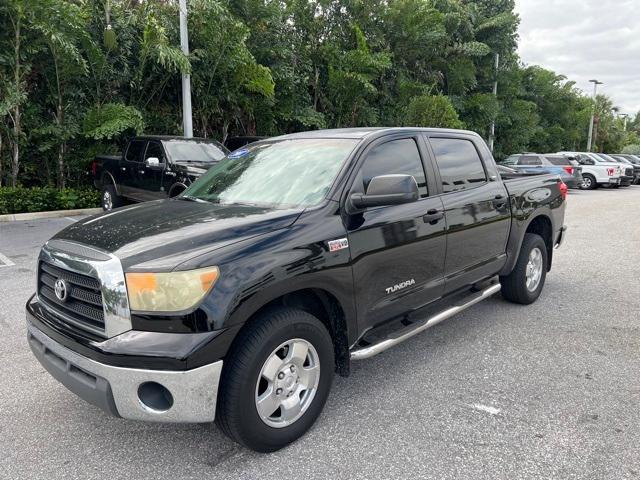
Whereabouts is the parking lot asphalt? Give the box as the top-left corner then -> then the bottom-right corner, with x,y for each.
1,188 -> 639,480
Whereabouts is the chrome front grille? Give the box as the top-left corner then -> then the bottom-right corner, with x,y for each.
38,260 -> 106,336
36,240 -> 133,339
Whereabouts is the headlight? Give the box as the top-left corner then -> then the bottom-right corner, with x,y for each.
125,266 -> 220,312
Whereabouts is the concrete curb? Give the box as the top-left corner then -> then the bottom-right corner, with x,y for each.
0,207 -> 102,222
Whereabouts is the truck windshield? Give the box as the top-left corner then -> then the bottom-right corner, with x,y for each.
164,140 -> 227,162
183,138 -> 358,208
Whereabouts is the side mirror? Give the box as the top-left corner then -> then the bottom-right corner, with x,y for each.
145,157 -> 164,169
350,174 -> 419,209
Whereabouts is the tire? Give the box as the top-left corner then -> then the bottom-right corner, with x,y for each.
101,184 -> 123,211
500,233 -> 548,305
580,174 -> 597,190
216,307 -> 334,452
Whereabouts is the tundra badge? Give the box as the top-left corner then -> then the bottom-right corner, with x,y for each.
386,279 -> 416,294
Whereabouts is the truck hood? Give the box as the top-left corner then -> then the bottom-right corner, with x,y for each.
53,199 -> 303,271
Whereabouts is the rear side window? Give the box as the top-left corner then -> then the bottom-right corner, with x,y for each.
519,155 -> 542,165
430,138 -> 486,193
360,138 -> 428,197
545,155 -> 571,166
126,140 -> 146,162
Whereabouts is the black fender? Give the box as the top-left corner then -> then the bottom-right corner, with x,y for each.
100,171 -> 121,196
168,182 -> 189,197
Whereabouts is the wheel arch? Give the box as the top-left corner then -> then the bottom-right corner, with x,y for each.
100,171 -> 121,196
168,182 -> 188,198
501,212 -> 555,275
227,287 -> 352,377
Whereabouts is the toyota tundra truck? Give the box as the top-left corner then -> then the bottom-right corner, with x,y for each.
26,128 -> 567,452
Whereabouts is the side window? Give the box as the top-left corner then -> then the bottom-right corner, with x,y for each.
520,155 -> 542,165
125,140 -> 146,162
430,138 -> 487,193
359,138 -> 428,198
502,156 -> 519,165
144,141 -> 165,162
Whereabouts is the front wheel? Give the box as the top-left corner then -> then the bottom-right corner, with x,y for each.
500,233 -> 548,305
216,307 -> 334,452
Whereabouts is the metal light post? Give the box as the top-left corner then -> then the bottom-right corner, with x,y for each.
488,52 -> 499,153
586,79 -> 603,152
179,0 -> 193,138
618,113 -> 629,131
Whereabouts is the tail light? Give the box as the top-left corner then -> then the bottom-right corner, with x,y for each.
91,160 -> 98,176
559,181 -> 568,200
607,167 -> 615,176
563,166 -> 574,175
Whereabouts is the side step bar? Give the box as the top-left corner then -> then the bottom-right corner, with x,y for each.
350,283 -> 501,361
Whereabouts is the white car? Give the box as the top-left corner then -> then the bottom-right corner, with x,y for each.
557,152 -> 622,190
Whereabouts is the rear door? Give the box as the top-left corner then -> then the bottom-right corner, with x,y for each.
119,139 -> 147,199
346,135 -> 446,333
425,134 -> 511,293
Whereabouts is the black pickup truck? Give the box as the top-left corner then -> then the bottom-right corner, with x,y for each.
93,135 -> 228,210
27,128 -> 567,452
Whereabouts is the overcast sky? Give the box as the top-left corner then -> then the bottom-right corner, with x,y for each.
515,0 -> 640,115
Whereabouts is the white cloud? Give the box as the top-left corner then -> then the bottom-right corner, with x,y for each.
515,0 -> 640,115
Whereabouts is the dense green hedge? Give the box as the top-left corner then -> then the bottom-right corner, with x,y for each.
0,187 -> 101,215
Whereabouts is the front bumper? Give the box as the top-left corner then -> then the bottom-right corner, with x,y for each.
620,176 -> 633,186
27,320 -> 223,423
555,225 -> 568,249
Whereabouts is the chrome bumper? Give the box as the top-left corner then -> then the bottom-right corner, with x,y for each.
27,321 -> 222,423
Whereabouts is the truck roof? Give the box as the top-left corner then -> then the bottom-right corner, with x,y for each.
270,127 -> 481,141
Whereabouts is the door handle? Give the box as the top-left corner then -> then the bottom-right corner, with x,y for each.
423,209 -> 444,224
120,167 -> 127,171
492,194 -> 506,209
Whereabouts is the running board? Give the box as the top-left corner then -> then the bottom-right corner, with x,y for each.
350,283 -> 501,361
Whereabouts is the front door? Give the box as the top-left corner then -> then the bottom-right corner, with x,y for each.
119,139 -> 147,199
346,136 -> 447,333
426,135 -> 511,293
139,141 -> 168,201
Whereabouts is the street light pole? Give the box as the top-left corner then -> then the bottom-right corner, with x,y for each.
179,0 -> 193,138
586,79 -> 603,152
488,52 -> 499,153
619,113 -> 629,131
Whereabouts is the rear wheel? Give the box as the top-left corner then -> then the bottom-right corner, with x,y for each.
580,174 -> 597,190
500,233 -> 548,305
101,184 -> 123,211
216,307 -> 334,452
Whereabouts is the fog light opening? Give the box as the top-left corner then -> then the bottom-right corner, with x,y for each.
137,382 -> 174,413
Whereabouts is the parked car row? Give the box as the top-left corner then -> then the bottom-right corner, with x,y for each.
501,151 -> 640,190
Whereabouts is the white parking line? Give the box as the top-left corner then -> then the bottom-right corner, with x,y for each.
0,251 -> 15,267
64,217 -> 79,222
471,404 -> 501,415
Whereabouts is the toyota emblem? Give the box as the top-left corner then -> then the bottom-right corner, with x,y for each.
54,278 -> 68,302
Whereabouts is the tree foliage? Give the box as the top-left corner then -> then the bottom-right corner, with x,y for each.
0,0 -> 636,188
